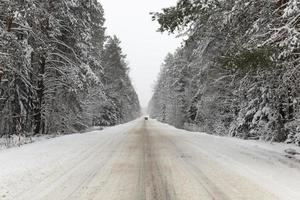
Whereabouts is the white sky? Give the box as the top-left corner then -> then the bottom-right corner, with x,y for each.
100,0 -> 181,107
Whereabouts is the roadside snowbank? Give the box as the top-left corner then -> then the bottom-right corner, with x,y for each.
154,120 -> 300,200
0,126 -> 105,150
0,135 -> 57,150
0,121 -> 135,200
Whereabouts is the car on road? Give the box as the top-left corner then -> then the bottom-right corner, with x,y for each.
144,117 -> 149,120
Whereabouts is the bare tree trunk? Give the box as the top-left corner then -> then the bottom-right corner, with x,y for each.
11,74 -> 21,135
34,56 -> 45,135
6,16 -> 13,32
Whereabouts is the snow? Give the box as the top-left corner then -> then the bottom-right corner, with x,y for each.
0,118 -> 300,199
0,135 -> 56,150
157,121 -> 300,200
0,121 -> 135,200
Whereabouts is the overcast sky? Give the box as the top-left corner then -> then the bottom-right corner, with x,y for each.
100,0 -> 181,107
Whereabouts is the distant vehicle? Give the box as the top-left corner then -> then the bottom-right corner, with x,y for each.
144,117 -> 149,120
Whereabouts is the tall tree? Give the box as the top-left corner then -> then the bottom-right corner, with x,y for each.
0,0 -> 140,140
150,0 -> 300,144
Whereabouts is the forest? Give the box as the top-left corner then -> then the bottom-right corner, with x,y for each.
0,0 -> 140,140
149,0 -> 300,145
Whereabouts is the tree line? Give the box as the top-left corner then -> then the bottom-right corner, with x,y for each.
149,0 -> 300,145
0,0 -> 140,137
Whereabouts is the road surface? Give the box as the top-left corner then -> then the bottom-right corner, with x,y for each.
1,118 -> 300,200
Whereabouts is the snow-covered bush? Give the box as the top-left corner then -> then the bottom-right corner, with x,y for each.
285,120 -> 300,146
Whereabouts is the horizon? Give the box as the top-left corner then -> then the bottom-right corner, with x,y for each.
100,0 -> 181,107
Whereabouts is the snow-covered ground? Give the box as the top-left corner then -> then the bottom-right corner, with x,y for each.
0,135 -> 57,150
0,127 -> 104,150
0,122 -> 134,200
156,121 -> 300,200
0,118 -> 300,200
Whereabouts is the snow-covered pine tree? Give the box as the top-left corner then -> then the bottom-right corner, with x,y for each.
102,36 -> 140,125
0,1 -> 34,136
0,0 -> 140,140
150,0 -> 300,145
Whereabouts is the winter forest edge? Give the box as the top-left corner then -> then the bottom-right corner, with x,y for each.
1,0 -> 300,148
0,0 -> 141,145
149,0 -> 300,146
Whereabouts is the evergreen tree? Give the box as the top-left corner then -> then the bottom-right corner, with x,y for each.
150,0 -> 300,145
0,0 -> 140,139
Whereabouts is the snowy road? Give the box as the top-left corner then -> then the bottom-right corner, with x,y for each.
1,119 -> 300,200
